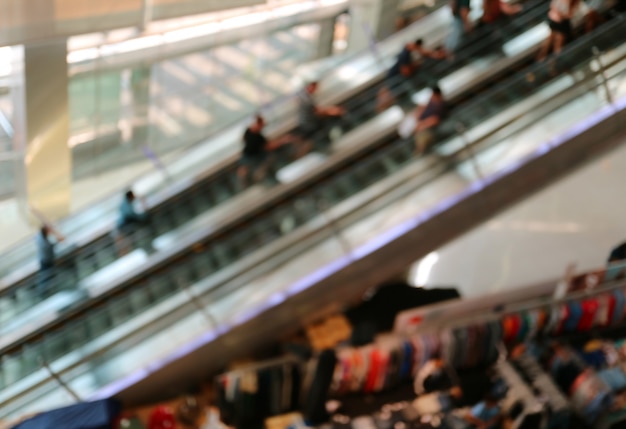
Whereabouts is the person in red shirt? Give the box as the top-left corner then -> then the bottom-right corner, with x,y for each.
480,0 -> 522,26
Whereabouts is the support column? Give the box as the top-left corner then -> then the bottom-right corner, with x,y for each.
316,17 -> 337,59
12,40 -> 71,220
347,0 -> 400,53
140,0 -> 154,32
130,66 -> 152,148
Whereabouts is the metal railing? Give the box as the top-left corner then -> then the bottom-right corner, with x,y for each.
0,0 -> 552,343
1,14 -> 625,412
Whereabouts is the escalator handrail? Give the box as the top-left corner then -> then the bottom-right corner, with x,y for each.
0,1 -> 550,300
2,5 -> 618,355
1,15 -> 624,394
0,0 -> 456,280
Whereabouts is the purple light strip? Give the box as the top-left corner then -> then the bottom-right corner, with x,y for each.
89,95 -> 626,402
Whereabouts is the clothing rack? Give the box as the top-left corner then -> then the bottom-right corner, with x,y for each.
217,355 -> 303,377
215,356 -> 306,429
212,263 -> 626,428
399,274 -> 626,341
395,261 -> 626,336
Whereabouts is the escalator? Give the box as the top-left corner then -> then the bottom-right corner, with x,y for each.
1,11 -> 625,413
0,0 -> 550,324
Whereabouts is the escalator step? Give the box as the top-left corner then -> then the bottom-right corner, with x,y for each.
110,298 -> 134,325
212,244 -> 231,268
149,278 -> 178,301
381,156 -> 399,174
213,183 -> 230,204
192,197 -> 211,215
337,177 -> 358,198
95,251 -> 116,270
76,260 -> 92,279
20,344 -> 43,376
1,354 -> 21,386
43,333 -> 68,363
86,311 -> 112,339
67,323 -> 89,350
192,256 -> 213,280
129,288 -> 152,313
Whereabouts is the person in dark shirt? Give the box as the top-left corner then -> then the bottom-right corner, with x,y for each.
388,39 -> 444,80
414,86 -> 447,154
238,115 -> 292,187
378,39 -> 446,111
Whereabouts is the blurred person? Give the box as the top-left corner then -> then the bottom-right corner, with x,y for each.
297,81 -> 345,152
412,386 -> 464,415
465,394 -> 503,429
606,241 -> 626,280
377,39 -> 446,111
389,39 -> 446,79
115,189 -> 150,255
537,0 -> 583,61
414,352 -> 455,395
118,189 -> 149,229
479,0 -> 523,26
413,86 -> 447,154
582,0 -> 604,31
549,343 -> 582,392
36,225 -> 64,295
237,114 -> 296,187
446,0 -> 473,54
608,242 -> 626,263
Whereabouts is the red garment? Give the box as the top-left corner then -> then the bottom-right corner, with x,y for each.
482,0 -> 504,23
577,299 -> 600,331
606,293 -> 616,326
375,350 -> 390,391
364,349 -> 383,393
148,405 -> 177,429
504,314 -> 522,343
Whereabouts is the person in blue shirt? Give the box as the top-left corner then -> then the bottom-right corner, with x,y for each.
37,226 -> 57,270
118,190 -> 148,229
465,395 -> 502,429
115,190 -> 150,255
377,40 -> 446,111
